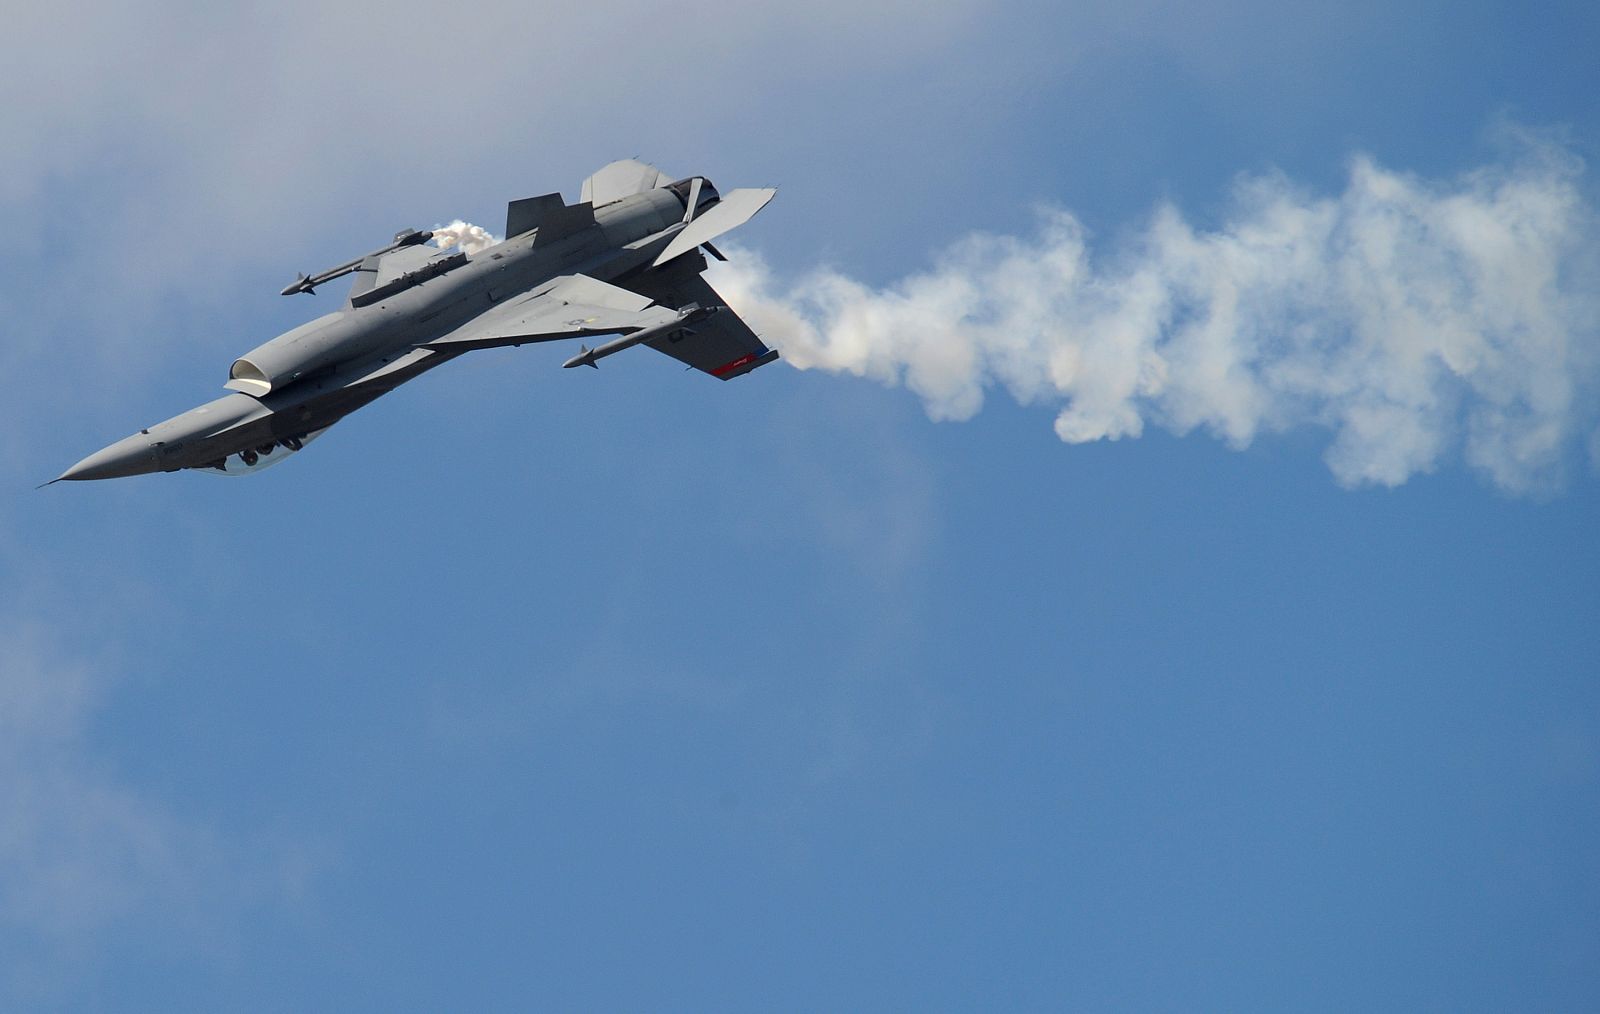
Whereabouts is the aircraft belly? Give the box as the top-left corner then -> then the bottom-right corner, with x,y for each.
153,349 -> 455,470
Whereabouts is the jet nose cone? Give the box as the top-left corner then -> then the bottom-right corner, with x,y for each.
59,434 -> 160,482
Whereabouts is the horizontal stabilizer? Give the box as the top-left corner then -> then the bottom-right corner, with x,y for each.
505,193 -> 596,241
653,188 -> 776,267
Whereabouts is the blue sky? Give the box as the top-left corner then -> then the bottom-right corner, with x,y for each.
3,2 -> 1598,1010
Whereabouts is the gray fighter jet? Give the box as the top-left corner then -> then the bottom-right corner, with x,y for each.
54,160 -> 779,482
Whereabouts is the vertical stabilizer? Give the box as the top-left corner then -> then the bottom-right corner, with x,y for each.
505,193 -> 596,240
580,160 -> 673,207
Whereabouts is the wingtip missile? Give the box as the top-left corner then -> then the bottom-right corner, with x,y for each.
560,306 -> 720,371
282,229 -> 435,296
563,345 -> 601,369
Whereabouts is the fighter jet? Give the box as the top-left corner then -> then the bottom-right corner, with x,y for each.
53,160 -> 779,482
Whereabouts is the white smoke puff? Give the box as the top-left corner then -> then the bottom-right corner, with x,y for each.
710,137 -> 1600,494
431,220 -> 499,255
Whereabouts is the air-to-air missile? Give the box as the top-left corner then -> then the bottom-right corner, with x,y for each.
278,228 -> 435,296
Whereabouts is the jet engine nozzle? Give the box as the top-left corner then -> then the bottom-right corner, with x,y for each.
666,177 -> 720,222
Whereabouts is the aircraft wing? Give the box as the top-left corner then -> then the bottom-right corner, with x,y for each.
422,261 -> 779,380
622,256 -> 781,379
348,244 -> 446,303
420,274 -> 680,352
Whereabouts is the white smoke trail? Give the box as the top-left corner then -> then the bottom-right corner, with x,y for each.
431,219 -> 499,255
710,136 -> 1600,494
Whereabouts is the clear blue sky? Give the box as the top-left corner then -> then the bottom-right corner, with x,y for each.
2,2 -> 1598,1010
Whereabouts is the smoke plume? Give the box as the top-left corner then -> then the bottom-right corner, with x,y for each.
710,137 -> 1600,494
431,219 -> 499,255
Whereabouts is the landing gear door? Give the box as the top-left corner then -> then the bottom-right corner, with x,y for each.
200,427 -> 332,476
